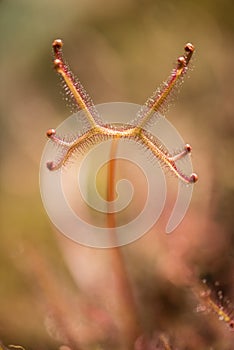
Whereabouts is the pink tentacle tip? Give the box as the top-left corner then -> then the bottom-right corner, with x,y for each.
46,129 -> 56,138
177,56 -> 186,68
46,161 -> 55,170
185,42 -> 195,53
185,144 -> 192,153
189,173 -> 198,183
52,39 -> 63,50
54,58 -> 62,70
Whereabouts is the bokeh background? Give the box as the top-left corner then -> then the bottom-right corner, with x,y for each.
0,0 -> 234,349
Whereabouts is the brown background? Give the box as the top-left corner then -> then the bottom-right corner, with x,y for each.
0,0 -> 234,348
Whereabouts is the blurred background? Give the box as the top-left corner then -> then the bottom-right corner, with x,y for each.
0,0 -> 234,349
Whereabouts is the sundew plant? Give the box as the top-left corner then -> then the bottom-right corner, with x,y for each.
1,13 -> 234,347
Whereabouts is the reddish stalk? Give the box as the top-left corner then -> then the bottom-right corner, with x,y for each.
106,140 -> 140,347
107,139 -> 118,229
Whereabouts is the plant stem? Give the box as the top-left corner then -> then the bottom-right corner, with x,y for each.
106,140 -> 140,348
